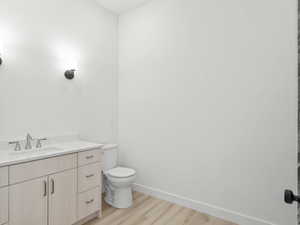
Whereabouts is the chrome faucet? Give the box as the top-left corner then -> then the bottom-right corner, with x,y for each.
25,133 -> 34,150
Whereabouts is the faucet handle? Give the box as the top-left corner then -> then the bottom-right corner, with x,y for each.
36,138 -> 47,148
9,141 -> 22,151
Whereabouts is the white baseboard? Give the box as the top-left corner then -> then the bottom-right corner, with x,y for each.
133,183 -> 276,225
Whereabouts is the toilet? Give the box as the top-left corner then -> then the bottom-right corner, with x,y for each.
103,145 -> 136,208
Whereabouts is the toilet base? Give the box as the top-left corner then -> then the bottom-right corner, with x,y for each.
105,187 -> 133,209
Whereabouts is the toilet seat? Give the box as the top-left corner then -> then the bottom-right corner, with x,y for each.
105,167 -> 136,178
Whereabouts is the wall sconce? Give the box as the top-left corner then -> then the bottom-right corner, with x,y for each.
0,57 -> 2,66
64,69 -> 75,80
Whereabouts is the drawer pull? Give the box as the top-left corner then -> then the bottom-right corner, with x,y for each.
86,155 -> 94,160
51,179 -> 55,194
85,199 -> 94,204
86,174 -> 94,178
43,180 -> 47,197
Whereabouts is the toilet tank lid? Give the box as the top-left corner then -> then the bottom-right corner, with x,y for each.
105,167 -> 136,178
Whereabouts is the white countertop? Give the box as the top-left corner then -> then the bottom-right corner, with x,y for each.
102,143 -> 118,150
0,140 -> 105,167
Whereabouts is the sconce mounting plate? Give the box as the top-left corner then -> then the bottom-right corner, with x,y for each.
65,69 -> 75,80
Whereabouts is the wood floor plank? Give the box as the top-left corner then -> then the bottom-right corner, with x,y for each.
84,192 -> 237,225
117,198 -> 163,225
133,191 -> 143,199
101,192 -> 148,219
165,207 -> 196,225
139,200 -> 173,225
185,211 -> 210,225
151,204 -> 184,225
97,195 -> 152,225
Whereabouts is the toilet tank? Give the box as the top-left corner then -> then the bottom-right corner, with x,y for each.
103,144 -> 118,172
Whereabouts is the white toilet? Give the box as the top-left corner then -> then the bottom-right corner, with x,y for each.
103,145 -> 136,208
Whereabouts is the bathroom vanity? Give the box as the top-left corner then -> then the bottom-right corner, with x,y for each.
0,140 -> 104,225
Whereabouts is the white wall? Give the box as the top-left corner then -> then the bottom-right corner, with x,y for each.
118,0 -> 297,225
0,0 -> 118,142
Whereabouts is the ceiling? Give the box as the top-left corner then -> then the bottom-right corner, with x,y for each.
96,0 -> 151,14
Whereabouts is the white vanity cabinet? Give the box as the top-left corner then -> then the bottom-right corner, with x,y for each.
1,146 -> 103,225
9,154 -> 77,225
9,169 -> 77,225
0,167 -> 8,187
9,177 -> 48,225
77,150 -> 103,221
0,186 -> 8,225
0,166 -> 8,225
78,187 -> 100,221
48,169 -> 77,225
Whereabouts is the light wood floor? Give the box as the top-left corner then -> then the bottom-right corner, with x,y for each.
85,192 -> 238,225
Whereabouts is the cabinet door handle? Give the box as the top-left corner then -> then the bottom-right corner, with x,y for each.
43,180 -> 47,197
85,199 -> 94,204
86,174 -> 94,178
51,179 -> 55,194
86,155 -> 94,159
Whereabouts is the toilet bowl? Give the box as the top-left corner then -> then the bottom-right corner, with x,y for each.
104,167 -> 136,208
103,145 -> 136,208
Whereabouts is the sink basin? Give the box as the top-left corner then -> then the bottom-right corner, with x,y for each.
10,147 -> 62,155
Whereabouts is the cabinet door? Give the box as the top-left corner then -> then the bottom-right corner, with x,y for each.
9,177 -> 48,225
49,169 -> 77,225
0,187 -> 8,225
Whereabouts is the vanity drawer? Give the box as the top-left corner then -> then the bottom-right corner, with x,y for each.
0,187 -> 8,225
78,162 -> 101,193
78,149 -> 102,167
0,167 -> 8,187
10,154 -> 77,184
78,187 -> 100,220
